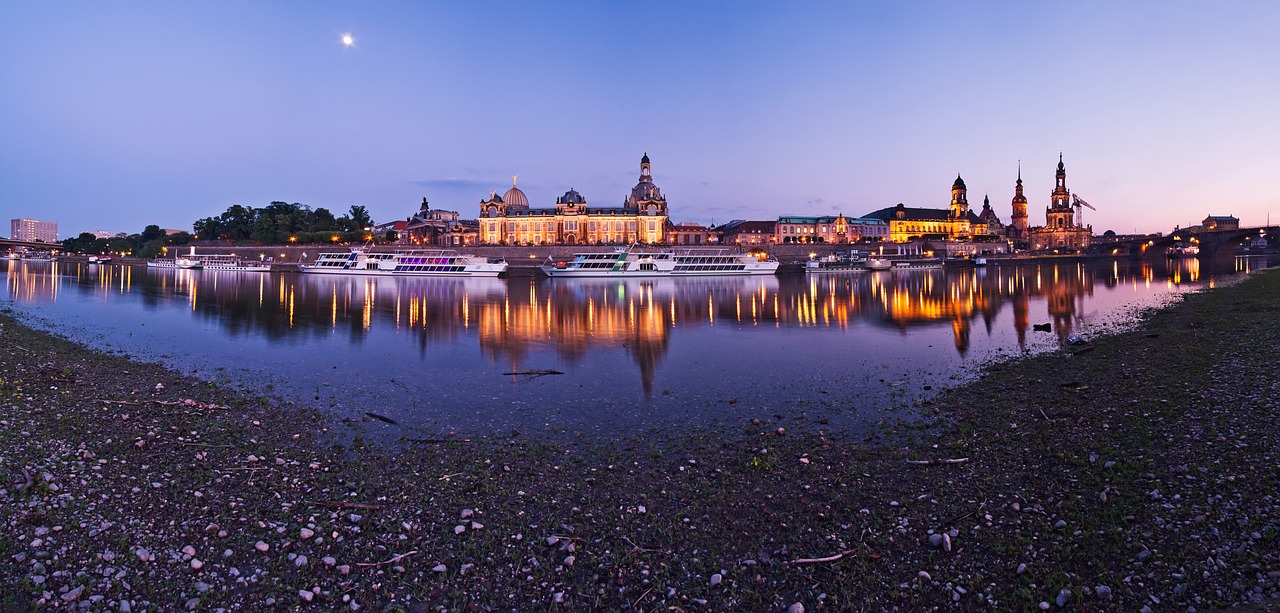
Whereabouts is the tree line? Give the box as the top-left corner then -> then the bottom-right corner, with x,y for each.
192,202 -> 377,245
59,202 -> 385,258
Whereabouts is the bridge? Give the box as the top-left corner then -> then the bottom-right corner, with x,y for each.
1088,225 -> 1276,259
0,237 -> 62,252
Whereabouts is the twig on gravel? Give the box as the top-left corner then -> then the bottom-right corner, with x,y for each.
177,442 -> 234,448
16,467 -> 33,493
439,472 -> 465,481
791,550 -> 854,565
905,458 -> 969,466
355,550 -> 418,568
632,587 -> 654,610
1039,408 -> 1051,420
308,500 -> 386,510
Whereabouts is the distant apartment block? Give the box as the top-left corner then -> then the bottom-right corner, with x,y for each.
11,218 -> 58,243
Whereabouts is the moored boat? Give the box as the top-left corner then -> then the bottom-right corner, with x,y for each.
542,246 -> 778,278
891,258 -> 944,271
805,251 -> 869,273
176,253 -> 272,272
297,248 -> 507,277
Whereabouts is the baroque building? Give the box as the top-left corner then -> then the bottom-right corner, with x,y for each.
863,175 -> 989,243
1027,155 -> 1091,251
1006,165 -> 1030,248
477,154 -> 668,245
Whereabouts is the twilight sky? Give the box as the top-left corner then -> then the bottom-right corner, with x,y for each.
2,1 -> 1277,238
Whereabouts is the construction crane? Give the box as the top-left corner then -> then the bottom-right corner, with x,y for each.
1072,194 -> 1096,227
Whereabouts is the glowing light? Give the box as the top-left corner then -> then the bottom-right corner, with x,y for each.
341,34 -> 355,47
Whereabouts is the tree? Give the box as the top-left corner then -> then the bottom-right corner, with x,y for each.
347,205 -> 373,231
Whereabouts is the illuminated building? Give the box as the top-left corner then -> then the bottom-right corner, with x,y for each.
862,175 -> 990,243
1027,155 -> 1092,251
11,218 -> 58,243
1006,165 -> 1030,248
775,215 -> 888,243
477,154 -> 668,245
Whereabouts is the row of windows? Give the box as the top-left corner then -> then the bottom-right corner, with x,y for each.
396,265 -> 467,272
674,264 -> 746,271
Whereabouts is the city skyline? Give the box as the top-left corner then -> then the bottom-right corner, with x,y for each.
2,2 -> 1278,237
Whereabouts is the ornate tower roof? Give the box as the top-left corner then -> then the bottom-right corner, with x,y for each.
502,175 -> 529,210
953,174 -> 966,189
628,153 -> 665,206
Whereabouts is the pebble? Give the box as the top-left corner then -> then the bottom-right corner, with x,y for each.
943,533 -> 953,552
788,604 -> 805,613
710,573 -> 722,586
135,548 -> 150,562
337,565 -> 351,575
471,522 -> 484,530
1055,588 -> 1071,607
255,541 -> 269,553
918,571 -> 931,581
1054,519 -> 1067,529
460,508 -> 474,519
928,534 -> 944,548
182,546 -> 196,557
300,528 -> 315,539
61,585 -> 85,602
1039,602 -> 1050,611
564,555 -> 575,566
190,559 -> 203,570
1137,549 -> 1151,561
454,525 -> 466,535
433,564 -> 447,573
1017,563 -> 1028,574
299,589 -> 314,602
322,556 -> 336,566
1095,585 -> 1113,600
295,555 -> 308,568
348,514 -> 363,524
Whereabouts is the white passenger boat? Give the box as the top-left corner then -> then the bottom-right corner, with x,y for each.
891,258 -> 944,271
87,255 -> 113,264
176,254 -> 272,272
147,259 -> 180,269
805,252 -> 869,273
542,246 -> 779,278
297,248 -> 507,277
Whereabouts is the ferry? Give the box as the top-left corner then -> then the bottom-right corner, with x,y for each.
891,258 -> 944,271
805,251 -> 869,273
23,252 -> 57,262
542,246 -> 779,278
146,258 -> 180,269
87,255 -> 113,264
177,254 -> 272,272
297,248 -> 507,277
1165,244 -> 1199,259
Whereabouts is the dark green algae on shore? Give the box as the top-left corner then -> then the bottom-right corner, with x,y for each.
1,270 -> 1278,611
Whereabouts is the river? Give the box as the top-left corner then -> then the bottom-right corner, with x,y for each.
2,256 -> 1267,442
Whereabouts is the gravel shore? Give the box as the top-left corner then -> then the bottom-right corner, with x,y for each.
2,269 -> 1278,611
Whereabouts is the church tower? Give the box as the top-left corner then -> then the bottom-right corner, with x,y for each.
1010,163 -> 1029,237
949,174 -> 969,220
1045,154 -> 1074,229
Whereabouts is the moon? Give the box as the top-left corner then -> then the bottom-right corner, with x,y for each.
341,34 -> 355,47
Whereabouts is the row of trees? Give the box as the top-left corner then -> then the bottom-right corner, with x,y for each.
192,202 -> 376,244
61,225 -> 193,259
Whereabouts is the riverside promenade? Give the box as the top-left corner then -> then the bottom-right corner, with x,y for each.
1,270 -> 1277,610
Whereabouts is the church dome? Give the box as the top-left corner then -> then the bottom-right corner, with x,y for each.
953,175 -> 966,189
503,185 -> 529,209
557,189 -> 586,205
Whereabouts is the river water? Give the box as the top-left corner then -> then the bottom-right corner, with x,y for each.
2,257 -> 1267,442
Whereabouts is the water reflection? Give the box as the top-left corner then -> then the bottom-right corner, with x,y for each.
2,256 -> 1266,438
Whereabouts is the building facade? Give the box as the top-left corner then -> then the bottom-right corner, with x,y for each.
776,215 -> 888,243
862,175 -> 989,243
11,218 -> 58,243
716,220 -> 776,246
665,222 -> 716,245
477,154 -> 668,245
1027,155 -> 1091,251
1201,215 -> 1240,231
1006,166 -> 1030,248
400,199 -> 478,246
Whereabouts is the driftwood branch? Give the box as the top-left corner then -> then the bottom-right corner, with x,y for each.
95,398 -> 232,410
355,550 -> 418,568
364,412 -> 398,425
791,550 -> 854,565
308,500 -> 385,511
503,369 -> 564,378
905,457 -> 970,466
16,467 -> 33,493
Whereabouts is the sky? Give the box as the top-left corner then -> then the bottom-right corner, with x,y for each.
2,1 -> 1278,238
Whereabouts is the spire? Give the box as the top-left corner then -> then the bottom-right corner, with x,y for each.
512,175 -> 518,187
1017,160 -> 1022,185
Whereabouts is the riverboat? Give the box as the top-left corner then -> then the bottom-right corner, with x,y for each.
805,251 -> 869,273
542,246 -> 779,278
146,259 -> 179,269
23,252 -> 57,262
176,254 -> 272,272
1166,244 -> 1199,258
891,258 -> 944,271
297,248 -> 507,277
87,255 -> 113,264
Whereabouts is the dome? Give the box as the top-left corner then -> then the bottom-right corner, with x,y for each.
503,185 -> 529,209
953,175 -> 966,189
630,180 -> 663,203
641,152 -> 650,164
557,189 -> 586,205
